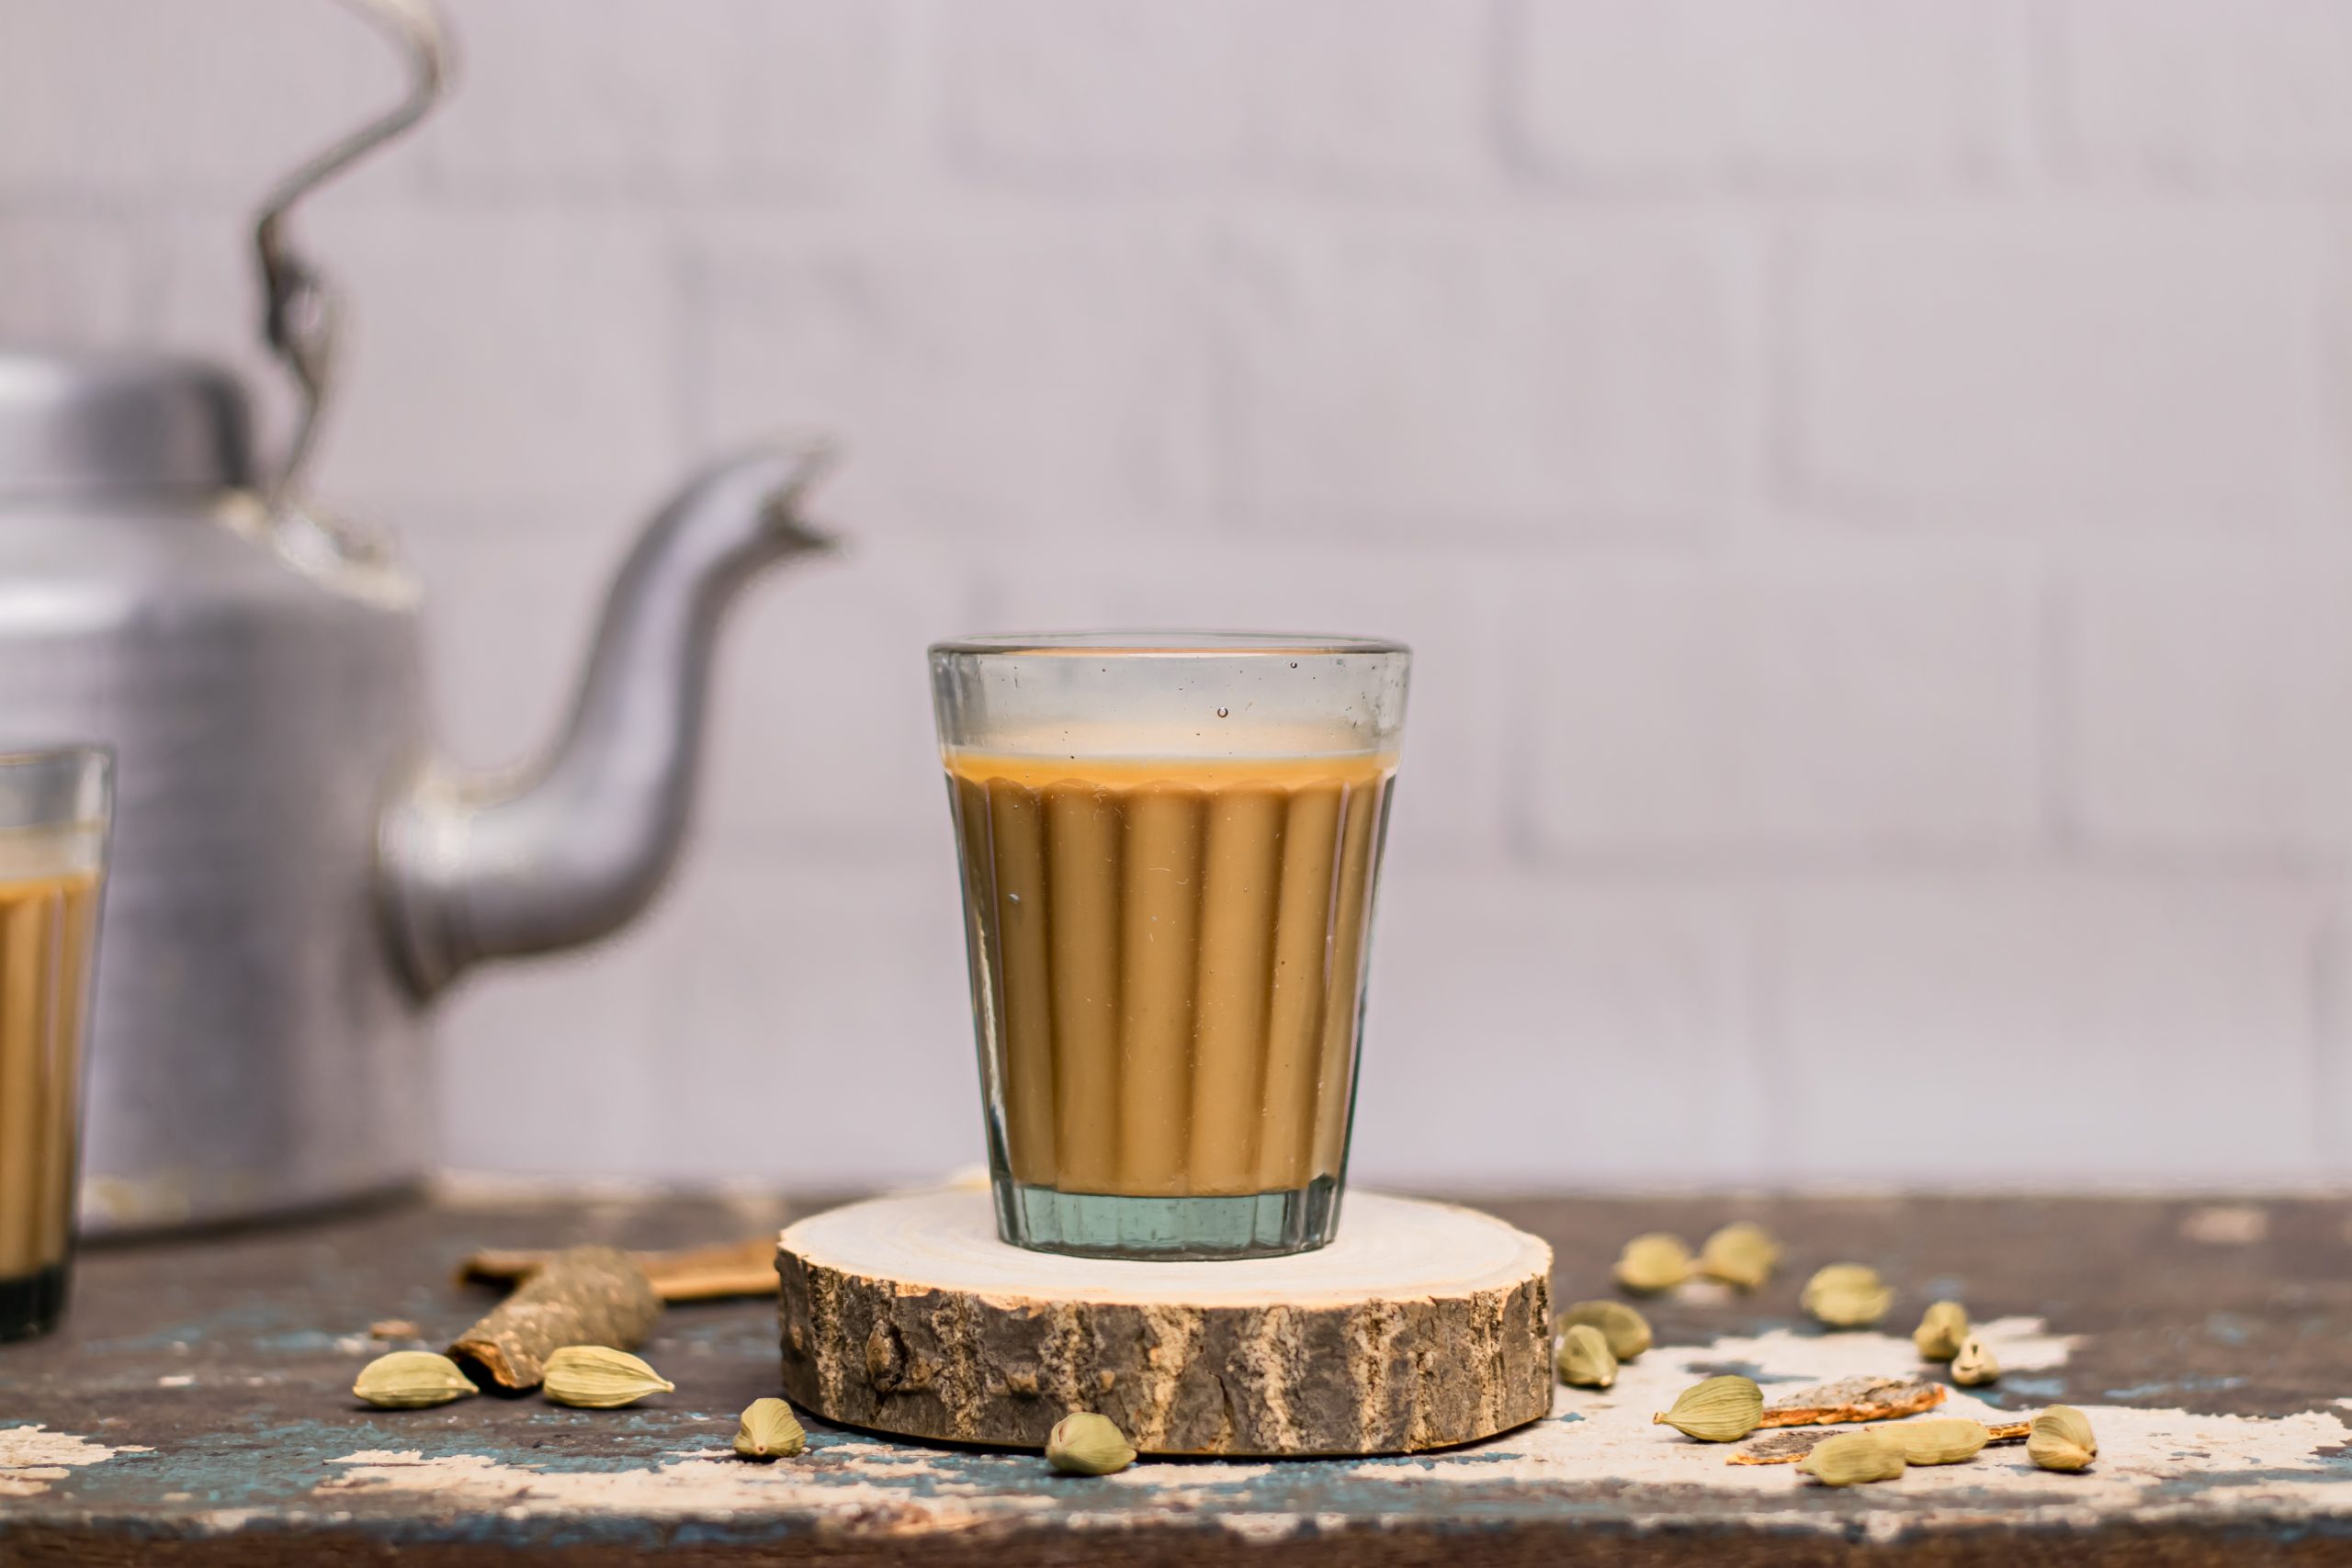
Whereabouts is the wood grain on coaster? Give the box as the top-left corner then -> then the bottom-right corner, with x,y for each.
775,1188 -> 1554,1456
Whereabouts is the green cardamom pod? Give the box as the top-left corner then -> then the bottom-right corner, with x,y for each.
2027,1405 -> 2097,1472
1555,1323 -> 1618,1389
1800,1262 -> 1888,1326
1806,1259 -> 1882,1316
1654,1374 -> 1764,1442
353,1349 -> 477,1409
1807,1281 -> 1893,1328
1046,1412 -> 1136,1475
1878,1417 -> 1989,1467
1796,1431 -> 1906,1486
734,1397 -> 807,1461
541,1345 -> 675,1408
1950,1334 -> 2000,1387
1556,1300 -> 1652,1360
1801,1262 -> 1878,1300
1697,1222 -> 1781,1290
1614,1233 -> 1694,1294
1912,1301 -> 1969,1361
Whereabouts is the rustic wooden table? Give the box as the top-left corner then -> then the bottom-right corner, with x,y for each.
2,1191 -> 2346,1565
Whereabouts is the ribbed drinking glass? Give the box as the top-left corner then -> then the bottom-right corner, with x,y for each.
930,634 -> 1408,1260
0,746 -> 111,1341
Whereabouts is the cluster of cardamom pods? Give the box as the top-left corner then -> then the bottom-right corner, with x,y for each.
1906,1298 -> 2002,1385
352,1345 -> 678,1412
351,1346 -> 1144,1478
1648,1379 -> 2099,1486
1573,1222 -> 2098,1484
1791,1406 -> 2099,1485
1554,1299 -> 1652,1389
352,1347 -> 821,1467
1611,1222 -> 1784,1295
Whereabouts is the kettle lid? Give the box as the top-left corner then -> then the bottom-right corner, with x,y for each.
0,350 -> 254,501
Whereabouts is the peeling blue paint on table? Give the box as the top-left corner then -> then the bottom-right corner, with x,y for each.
1,1192 -> 2347,1564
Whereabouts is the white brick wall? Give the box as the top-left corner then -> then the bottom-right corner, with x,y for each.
2058,0 -> 2352,182
1219,214 -> 1752,536
0,0 -> 401,201
5,0 -> 2350,1191
687,213 -> 1218,539
1521,553 -> 2042,856
0,216 -> 141,344
413,0 -> 909,197
1770,875 -> 2330,1183
311,208 -> 687,511
2066,550 -> 2352,853
1793,205 -> 2331,527
1510,0 -> 2032,187
939,0 -> 1496,191
1361,874 -> 1757,1187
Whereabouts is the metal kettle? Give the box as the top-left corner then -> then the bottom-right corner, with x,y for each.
0,3 -> 835,1232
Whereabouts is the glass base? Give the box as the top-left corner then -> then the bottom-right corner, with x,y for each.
993,1176 -> 1341,1260
0,1261 -> 69,1342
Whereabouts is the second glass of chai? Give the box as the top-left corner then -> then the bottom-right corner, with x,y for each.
930,633 -> 1408,1260
0,747 -> 111,1341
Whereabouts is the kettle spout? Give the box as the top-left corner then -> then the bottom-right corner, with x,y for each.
380,443 -> 838,998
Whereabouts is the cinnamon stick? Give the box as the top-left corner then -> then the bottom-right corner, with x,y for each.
458,1236 -> 776,1303
448,1244 -> 661,1391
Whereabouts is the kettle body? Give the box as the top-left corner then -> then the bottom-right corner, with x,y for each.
0,351 -> 832,1234
0,356 -> 435,1228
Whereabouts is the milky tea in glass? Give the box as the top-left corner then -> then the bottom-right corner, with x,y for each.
0,748 -> 110,1341
930,636 -> 1408,1260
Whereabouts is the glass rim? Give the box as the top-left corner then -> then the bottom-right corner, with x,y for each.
0,744 -> 115,831
930,630 -> 1409,659
0,743 -> 113,770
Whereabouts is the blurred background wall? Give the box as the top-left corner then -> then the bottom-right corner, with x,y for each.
3,0 -> 2348,1191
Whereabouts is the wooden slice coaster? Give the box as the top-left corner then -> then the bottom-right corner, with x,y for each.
775,1188 -> 1553,1457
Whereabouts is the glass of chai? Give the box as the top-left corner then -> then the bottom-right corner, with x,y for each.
0,746 -> 111,1341
930,633 -> 1408,1260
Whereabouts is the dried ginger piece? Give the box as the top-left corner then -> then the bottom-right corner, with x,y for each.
1755,1374 -> 1947,1429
